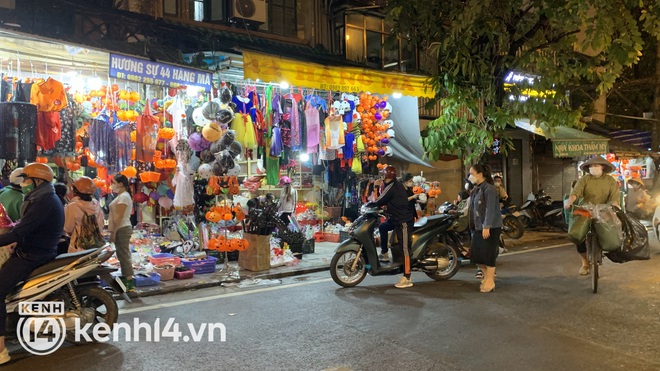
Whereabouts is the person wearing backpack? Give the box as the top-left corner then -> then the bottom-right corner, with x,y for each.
63,176 -> 105,254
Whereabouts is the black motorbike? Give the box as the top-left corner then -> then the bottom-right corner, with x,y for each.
438,202 -> 507,254
519,189 -> 567,231
330,203 -> 461,287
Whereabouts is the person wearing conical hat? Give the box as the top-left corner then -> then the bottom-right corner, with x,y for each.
625,177 -> 650,219
564,156 -> 620,276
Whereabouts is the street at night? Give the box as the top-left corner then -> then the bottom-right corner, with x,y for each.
3,244 -> 660,371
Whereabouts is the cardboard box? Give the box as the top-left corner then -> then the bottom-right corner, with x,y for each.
238,233 -> 271,271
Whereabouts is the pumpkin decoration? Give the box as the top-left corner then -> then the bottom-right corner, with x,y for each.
412,186 -> 423,195
130,130 -> 136,142
206,211 -> 222,223
158,128 -> 175,140
201,122 -> 222,142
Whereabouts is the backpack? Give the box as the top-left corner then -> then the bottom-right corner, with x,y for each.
74,208 -> 104,251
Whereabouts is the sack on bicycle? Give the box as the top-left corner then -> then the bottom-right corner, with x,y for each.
605,211 -> 650,263
592,205 -> 623,252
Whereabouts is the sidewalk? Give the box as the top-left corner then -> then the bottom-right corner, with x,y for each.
130,230 -> 572,298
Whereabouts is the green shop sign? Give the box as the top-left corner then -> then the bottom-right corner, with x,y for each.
553,140 -> 609,158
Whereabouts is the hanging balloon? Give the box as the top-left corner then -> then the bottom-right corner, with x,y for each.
219,86 -> 232,104
198,163 -> 213,179
157,184 -> 170,196
202,122 -> 223,142
216,108 -> 235,125
377,148 -> 385,156
201,101 -> 221,120
122,166 -> 138,178
188,155 -> 201,172
166,189 -> 175,199
192,107 -> 211,127
381,138 -> 390,144
374,112 -> 382,121
227,163 -> 241,176
387,129 -> 396,138
158,197 -> 173,209
149,191 -> 160,201
134,192 -> 149,203
228,140 -> 243,158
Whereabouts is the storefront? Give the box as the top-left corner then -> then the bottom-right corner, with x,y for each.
0,29 -> 448,282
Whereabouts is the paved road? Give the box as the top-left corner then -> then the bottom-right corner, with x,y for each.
3,244 -> 660,371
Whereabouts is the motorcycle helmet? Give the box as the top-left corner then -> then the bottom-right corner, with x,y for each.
21,163 -> 54,183
73,176 -> 96,195
381,166 -> 397,180
9,168 -> 24,185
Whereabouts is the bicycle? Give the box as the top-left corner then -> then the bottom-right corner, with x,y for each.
573,205 -> 611,294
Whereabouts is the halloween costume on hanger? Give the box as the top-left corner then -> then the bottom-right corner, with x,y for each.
30,77 -> 68,150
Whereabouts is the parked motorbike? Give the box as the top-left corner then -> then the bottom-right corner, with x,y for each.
501,202 -> 525,239
330,203 -> 461,287
519,189 -> 567,231
438,202 -> 507,253
6,244 -> 126,343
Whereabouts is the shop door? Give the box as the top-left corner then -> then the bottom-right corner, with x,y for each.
506,139 -> 523,207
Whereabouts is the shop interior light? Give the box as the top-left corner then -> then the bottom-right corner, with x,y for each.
186,85 -> 201,97
70,76 -> 85,92
392,92 -> 402,98
87,76 -> 102,90
280,81 -> 289,89
299,153 -> 310,162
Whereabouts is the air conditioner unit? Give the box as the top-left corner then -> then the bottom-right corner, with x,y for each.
232,0 -> 267,23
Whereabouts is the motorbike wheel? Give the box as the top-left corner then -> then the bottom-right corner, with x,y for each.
330,250 -> 367,287
66,286 -> 119,344
519,215 -> 531,228
503,215 -> 525,239
424,240 -> 460,281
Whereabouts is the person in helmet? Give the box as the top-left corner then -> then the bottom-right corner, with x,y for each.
0,163 -> 63,364
277,176 -> 297,225
0,168 -> 25,222
373,165 -> 415,288
63,176 -> 105,254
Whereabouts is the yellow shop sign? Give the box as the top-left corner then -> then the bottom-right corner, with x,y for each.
242,50 -> 434,98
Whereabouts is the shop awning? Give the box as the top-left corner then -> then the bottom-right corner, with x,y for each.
241,50 -> 434,98
515,119 -> 609,157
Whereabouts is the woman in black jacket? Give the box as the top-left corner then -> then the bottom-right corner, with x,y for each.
468,164 -> 502,293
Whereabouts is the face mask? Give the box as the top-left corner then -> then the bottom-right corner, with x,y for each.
589,167 -> 603,177
111,185 -> 119,193
20,179 -> 34,193
468,175 -> 478,184
494,182 -> 502,187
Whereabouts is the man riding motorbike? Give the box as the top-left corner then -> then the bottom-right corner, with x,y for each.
0,163 -> 64,364
373,166 -> 415,288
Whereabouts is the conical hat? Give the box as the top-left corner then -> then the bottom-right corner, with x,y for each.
580,156 -> 615,174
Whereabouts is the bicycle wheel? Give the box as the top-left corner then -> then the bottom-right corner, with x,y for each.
589,233 -> 599,293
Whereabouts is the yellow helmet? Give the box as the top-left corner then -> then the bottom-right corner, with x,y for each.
21,163 -> 54,183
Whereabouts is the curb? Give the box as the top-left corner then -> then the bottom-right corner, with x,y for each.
127,264 -> 331,299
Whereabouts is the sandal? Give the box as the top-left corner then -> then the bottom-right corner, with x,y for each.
475,270 -> 484,279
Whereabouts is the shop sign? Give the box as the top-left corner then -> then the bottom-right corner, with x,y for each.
553,140 -> 609,157
242,51 -> 433,98
109,54 -> 213,91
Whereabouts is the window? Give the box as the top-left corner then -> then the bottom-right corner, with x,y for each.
191,0 -> 204,21
342,13 -> 413,71
270,0 -> 297,38
164,0 -> 177,15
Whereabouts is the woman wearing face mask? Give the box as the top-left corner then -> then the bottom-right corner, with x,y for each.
467,164 -> 501,293
625,178 -> 649,220
564,156 -> 620,275
108,174 -> 134,290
